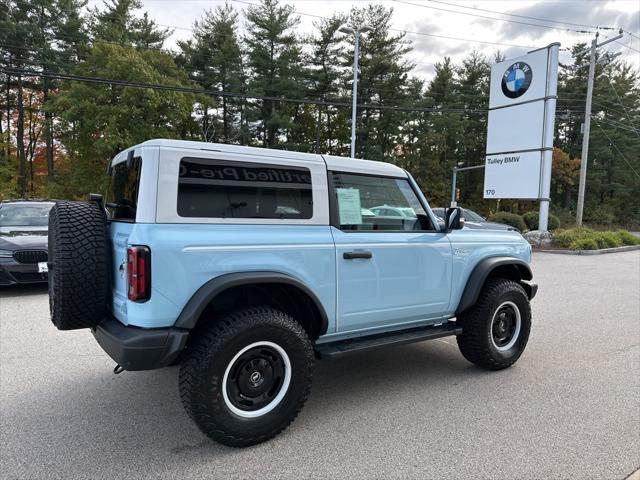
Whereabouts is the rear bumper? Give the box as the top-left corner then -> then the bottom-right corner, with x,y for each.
92,316 -> 189,371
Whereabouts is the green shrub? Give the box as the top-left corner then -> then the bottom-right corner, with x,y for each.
488,212 -> 526,232
552,227 -> 594,248
569,238 -> 599,250
616,230 -> 640,246
522,211 -> 561,231
593,232 -> 622,249
554,227 -> 639,250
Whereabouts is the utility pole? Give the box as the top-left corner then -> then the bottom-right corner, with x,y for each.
575,30 -> 623,226
340,25 -> 371,158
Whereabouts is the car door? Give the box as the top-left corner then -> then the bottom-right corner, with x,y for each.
329,171 -> 453,334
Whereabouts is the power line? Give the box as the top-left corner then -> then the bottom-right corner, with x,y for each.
0,67 -> 492,115
594,117 -> 640,135
424,0 -> 617,32
613,39 -> 640,54
392,0 -> 596,35
230,0 -> 536,50
604,75 -> 640,137
594,120 -> 640,179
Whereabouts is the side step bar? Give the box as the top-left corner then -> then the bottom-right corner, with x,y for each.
315,322 -> 462,360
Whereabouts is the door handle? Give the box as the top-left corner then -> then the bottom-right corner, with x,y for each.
343,251 -> 373,260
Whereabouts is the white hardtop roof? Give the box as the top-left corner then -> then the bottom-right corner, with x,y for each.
115,139 -> 407,178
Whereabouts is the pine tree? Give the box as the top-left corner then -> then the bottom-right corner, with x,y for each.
178,3 -> 244,143
342,5 -> 413,161
244,0 -> 303,148
90,0 -> 170,49
304,14 -> 345,153
456,51 -> 490,208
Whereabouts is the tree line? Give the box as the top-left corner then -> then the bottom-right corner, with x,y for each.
1,0 -> 638,226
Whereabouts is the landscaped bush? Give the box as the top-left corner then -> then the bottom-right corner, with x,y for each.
569,238 -> 599,250
592,232 -> 622,249
616,230 -> 640,246
553,227 -> 640,250
522,211 -> 561,231
488,212 -> 526,232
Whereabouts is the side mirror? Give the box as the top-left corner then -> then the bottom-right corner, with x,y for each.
445,207 -> 465,231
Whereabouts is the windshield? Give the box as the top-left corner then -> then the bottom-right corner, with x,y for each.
0,204 -> 53,227
464,209 -> 485,222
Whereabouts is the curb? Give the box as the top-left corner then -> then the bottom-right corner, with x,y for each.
537,245 -> 640,255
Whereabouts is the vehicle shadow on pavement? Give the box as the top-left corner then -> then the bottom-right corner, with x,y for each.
0,283 -> 48,298
3,340 -> 488,473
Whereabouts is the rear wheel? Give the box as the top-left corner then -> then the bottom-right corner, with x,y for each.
456,278 -> 531,370
48,201 -> 109,330
179,306 -> 314,447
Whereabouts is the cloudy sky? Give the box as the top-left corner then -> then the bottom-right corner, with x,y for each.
89,0 -> 639,81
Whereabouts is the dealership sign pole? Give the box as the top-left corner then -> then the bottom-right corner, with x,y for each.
484,43 -> 560,232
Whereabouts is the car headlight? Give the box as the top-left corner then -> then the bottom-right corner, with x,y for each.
0,249 -> 13,258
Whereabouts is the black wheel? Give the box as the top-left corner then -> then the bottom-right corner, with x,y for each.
179,306 -> 314,447
456,278 -> 531,370
48,201 -> 109,330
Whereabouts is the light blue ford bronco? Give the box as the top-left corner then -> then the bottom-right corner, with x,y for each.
48,139 -> 537,447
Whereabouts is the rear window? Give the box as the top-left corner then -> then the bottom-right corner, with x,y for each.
106,157 -> 142,221
177,158 -> 313,219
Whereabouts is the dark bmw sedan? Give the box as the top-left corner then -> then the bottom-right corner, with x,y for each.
0,200 -> 54,286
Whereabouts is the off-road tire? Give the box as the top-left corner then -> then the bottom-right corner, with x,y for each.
179,306 -> 314,447
48,201 -> 109,330
456,278 -> 531,370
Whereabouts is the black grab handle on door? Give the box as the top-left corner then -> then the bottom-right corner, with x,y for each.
343,251 -> 373,260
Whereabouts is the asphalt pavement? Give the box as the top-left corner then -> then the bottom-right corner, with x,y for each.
1,252 -> 639,479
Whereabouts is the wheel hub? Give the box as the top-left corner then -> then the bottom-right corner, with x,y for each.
225,344 -> 287,414
490,302 -> 522,351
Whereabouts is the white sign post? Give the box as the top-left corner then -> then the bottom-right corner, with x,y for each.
484,43 -> 560,232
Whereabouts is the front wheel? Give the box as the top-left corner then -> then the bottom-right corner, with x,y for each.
456,278 -> 531,370
178,306 -> 314,447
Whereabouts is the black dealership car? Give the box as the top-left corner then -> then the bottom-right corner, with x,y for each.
0,200 -> 54,286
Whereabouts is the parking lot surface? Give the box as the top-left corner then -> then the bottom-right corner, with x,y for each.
1,251 -> 639,479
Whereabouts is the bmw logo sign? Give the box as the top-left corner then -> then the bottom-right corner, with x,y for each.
501,62 -> 532,99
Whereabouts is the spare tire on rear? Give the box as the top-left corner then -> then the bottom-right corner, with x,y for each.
48,201 -> 109,330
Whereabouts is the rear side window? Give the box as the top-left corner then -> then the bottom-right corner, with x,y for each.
177,158 -> 313,219
106,157 -> 142,221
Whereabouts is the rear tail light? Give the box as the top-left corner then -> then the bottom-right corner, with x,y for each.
127,246 -> 151,302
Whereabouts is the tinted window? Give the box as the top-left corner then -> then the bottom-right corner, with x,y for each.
331,173 -> 432,231
0,203 -> 53,227
106,157 -> 142,221
177,158 -> 313,219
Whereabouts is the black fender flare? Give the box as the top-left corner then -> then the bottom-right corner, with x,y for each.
174,271 -> 329,335
455,257 -> 533,315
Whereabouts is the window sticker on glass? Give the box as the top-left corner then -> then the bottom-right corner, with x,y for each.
336,188 -> 362,225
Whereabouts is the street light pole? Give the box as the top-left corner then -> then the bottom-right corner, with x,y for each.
349,32 -> 360,158
575,30 -> 623,226
340,25 -> 371,158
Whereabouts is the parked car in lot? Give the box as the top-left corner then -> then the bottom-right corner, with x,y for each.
432,207 -> 514,231
0,200 -> 54,286
47,139 -> 536,447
